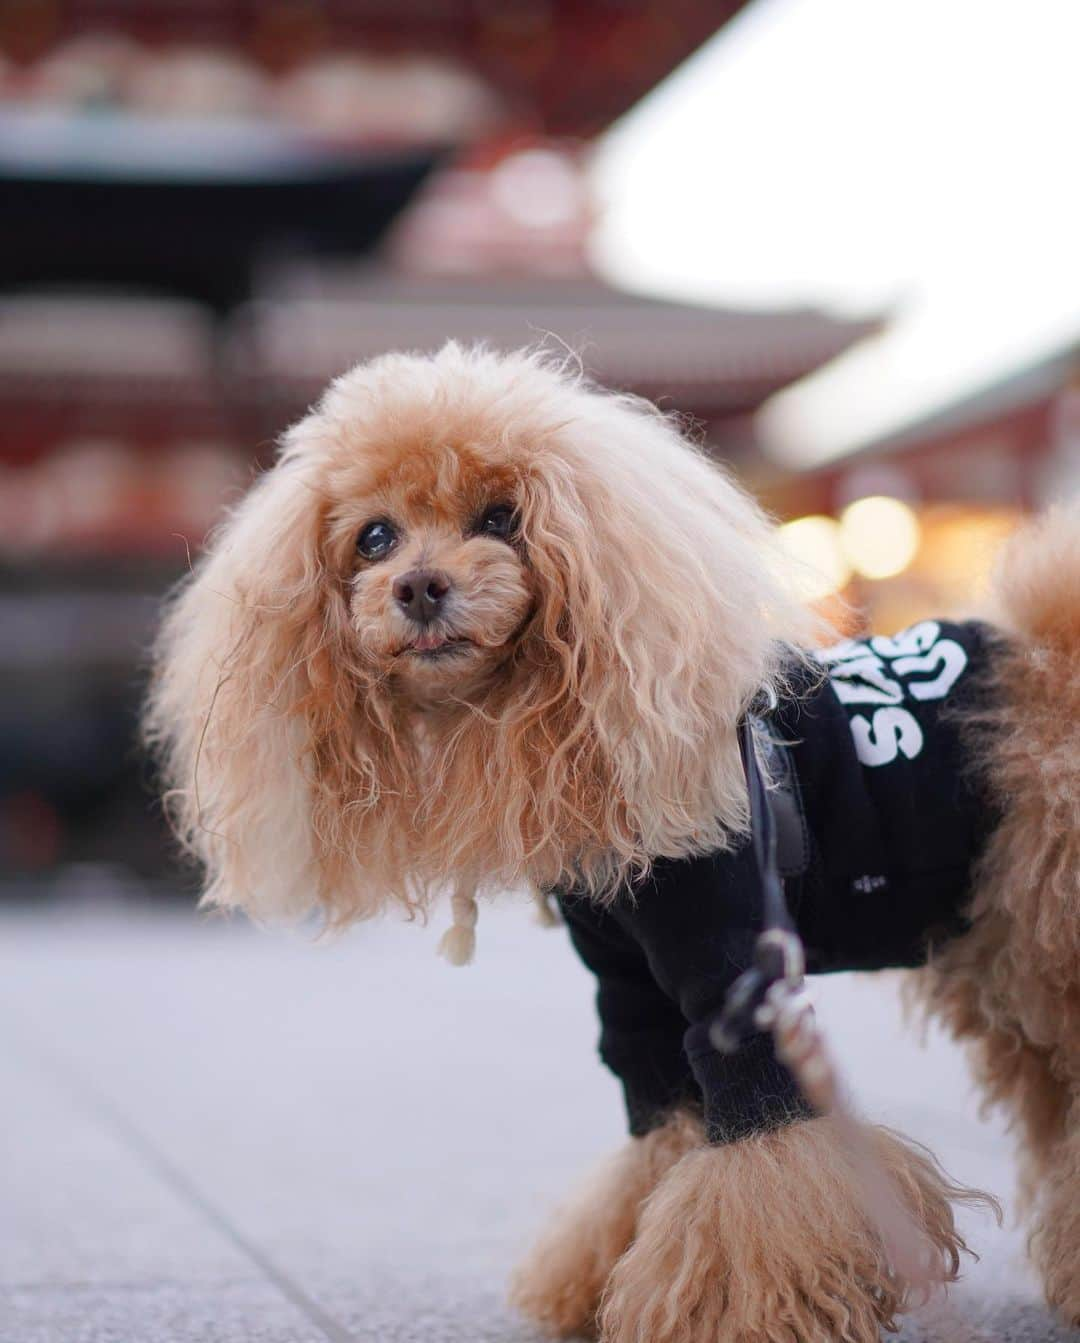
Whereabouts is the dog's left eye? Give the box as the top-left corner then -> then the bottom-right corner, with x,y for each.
476,504 -> 516,540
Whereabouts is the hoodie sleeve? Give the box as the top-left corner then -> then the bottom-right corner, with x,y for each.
559,841 -> 812,1144
559,892 -> 698,1136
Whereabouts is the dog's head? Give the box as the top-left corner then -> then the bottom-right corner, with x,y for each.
146,344 -> 813,928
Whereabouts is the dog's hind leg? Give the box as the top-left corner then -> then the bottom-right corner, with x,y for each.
1030,1116 -> 1080,1325
914,504 -> 1080,1323
509,1110 -> 701,1340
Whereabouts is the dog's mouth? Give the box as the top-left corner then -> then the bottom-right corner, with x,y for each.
399,633 -> 476,661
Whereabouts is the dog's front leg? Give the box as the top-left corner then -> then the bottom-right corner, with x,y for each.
599,1116 -> 982,1343
510,1111 -> 701,1339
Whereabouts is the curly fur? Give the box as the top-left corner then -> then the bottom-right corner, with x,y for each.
596,1117 -> 986,1343
509,1111 -> 702,1339
911,505 -> 1080,1322
144,343 -> 817,925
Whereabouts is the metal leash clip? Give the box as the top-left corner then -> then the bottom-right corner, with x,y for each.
709,927 -> 806,1053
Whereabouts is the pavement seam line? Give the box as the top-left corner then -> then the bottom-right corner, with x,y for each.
2,1023 -> 359,1343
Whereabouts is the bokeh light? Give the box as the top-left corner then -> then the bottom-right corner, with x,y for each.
777,514 -> 851,600
490,149 -> 583,230
839,495 -> 921,579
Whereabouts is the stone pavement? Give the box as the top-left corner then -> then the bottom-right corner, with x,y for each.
1,890 -> 1075,1343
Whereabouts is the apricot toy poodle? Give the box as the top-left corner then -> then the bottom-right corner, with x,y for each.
145,344 -> 1080,1342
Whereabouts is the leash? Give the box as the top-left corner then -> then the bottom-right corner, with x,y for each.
709,716 -> 805,1053
711,711 -> 976,1330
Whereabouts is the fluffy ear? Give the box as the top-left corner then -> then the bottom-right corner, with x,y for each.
513,391 -> 817,896
144,429 -> 406,924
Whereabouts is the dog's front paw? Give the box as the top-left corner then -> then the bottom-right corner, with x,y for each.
510,1113 -> 701,1339
598,1117 -> 983,1343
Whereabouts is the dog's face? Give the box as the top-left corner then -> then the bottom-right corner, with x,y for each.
330,446 -> 534,705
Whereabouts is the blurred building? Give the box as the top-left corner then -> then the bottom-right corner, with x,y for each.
761,342 -> 1080,634
2,0 -> 882,884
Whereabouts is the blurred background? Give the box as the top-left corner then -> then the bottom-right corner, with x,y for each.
2,0 -> 1078,893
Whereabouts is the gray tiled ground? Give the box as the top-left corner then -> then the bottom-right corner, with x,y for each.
1,892 -> 1075,1342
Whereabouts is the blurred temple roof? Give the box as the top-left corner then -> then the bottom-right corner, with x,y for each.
0,295 -> 215,389
762,341 -> 1080,516
840,345 -> 1078,465
227,274 -> 878,419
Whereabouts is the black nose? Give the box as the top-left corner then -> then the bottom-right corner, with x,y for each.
393,569 -> 450,625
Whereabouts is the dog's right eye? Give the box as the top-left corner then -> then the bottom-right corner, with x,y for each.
357,520 -> 397,560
